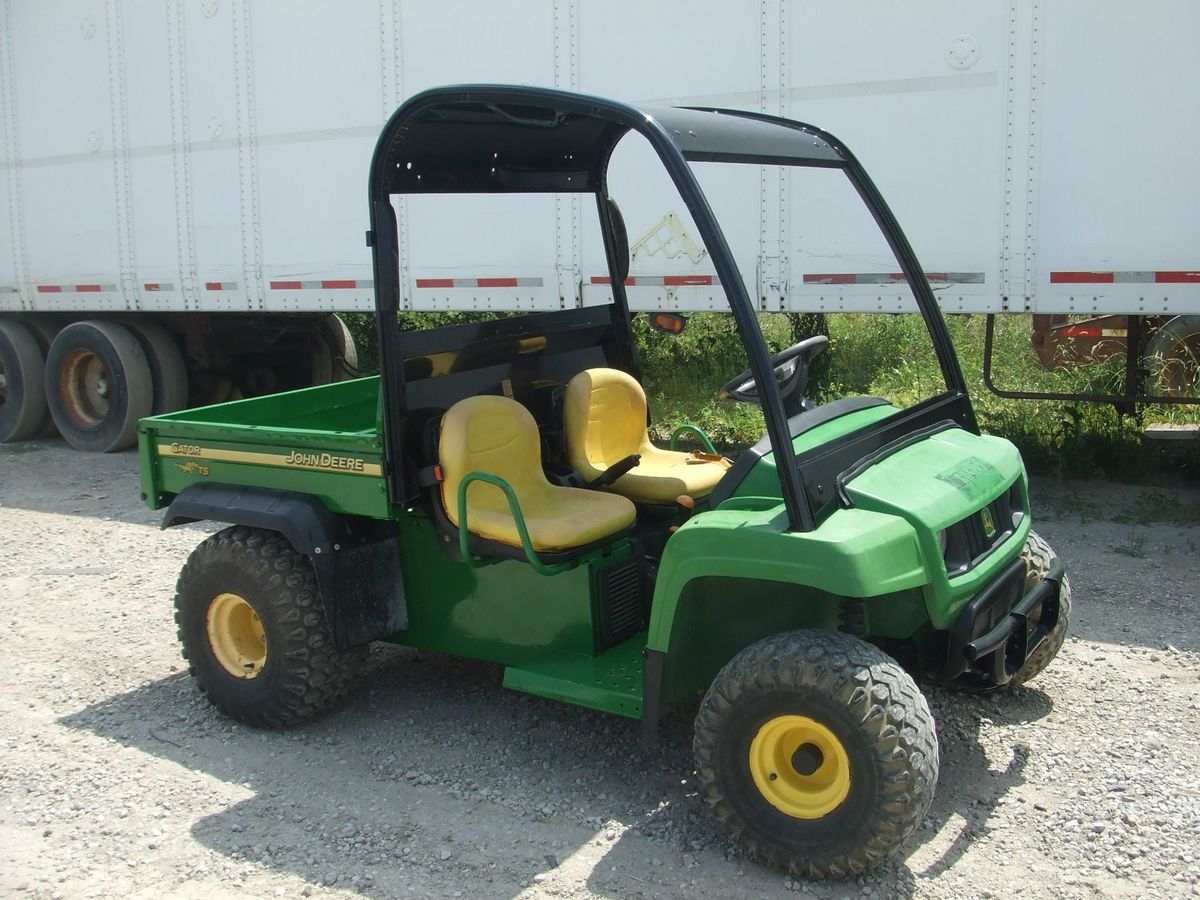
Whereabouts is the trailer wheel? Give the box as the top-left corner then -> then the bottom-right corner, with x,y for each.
24,318 -> 62,437
310,314 -> 360,384
1145,314 -> 1200,396
694,630 -> 938,878
174,526 -> 367,727
0,319 -> 49,442
127,320 -> 189,414
44,320 -> 152,452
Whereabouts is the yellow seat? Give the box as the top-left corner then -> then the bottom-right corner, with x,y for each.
440,395 -> 636,553
564,368 -> 731,505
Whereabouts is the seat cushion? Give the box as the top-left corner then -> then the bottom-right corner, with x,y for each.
564,367 -> 730,504
452,480 -> 637,552
611,444 -> 731,505
563,367 -> 647,476
440,395 -> 635,552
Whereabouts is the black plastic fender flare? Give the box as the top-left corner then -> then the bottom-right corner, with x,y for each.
163,483 -> 407,649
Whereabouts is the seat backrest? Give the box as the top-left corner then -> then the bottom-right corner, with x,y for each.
439,395 -> 547,525
563,368 -> 648,478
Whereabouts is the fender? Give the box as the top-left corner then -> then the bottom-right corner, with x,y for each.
163,483 -> 406,649
637,502 -> 927,747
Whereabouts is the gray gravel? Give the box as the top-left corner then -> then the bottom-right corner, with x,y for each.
1,439 -> 1198,898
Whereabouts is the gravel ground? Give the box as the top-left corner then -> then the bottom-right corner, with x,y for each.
1,440 -> 1198,899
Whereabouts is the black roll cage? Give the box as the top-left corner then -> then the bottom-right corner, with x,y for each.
367,84 -> 978,533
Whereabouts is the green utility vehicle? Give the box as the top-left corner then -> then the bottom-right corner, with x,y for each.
138,86 -> 1069,877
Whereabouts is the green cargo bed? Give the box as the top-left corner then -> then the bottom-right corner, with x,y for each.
138,377 -> 389,519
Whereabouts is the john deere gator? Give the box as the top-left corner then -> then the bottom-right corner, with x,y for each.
138,85 -> 1069,877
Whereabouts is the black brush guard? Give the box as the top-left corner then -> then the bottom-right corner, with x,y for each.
942,556 -> 1065,687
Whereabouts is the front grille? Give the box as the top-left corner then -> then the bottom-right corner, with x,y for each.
945,480 -> 1024,576
592,557 -> 647,652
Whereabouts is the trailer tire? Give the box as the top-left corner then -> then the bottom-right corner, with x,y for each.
0,319 -> 49,442
1145,314 -> 1200,396
44,319 -> 152,452
694,630 -> 938,878
127,320 -> 189,414
310,314 -> 360,385
324,314 -> 360,381
24,318 -> 62,437
174,526 -> 367,728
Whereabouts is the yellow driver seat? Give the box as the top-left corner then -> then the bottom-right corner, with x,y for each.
440,395 -> 636,553
563,368 -> 731,505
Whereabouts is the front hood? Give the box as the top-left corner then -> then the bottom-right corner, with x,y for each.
844,427 -> 1024,530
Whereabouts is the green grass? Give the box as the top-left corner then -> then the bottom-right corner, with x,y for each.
344,310 -> 1200,480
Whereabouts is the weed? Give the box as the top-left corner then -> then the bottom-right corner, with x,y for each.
1110,527 -> 1148,558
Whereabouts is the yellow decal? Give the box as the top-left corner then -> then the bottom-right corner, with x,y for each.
157,443 -> 381,476
176,461 -> 210,476
283,450 -> 365,472
980,506 -> 997,540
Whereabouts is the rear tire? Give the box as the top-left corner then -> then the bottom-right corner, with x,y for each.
694,630 -> 938,878
311,314 -> 360,384
44,319 -> 152,452
1144,314 -> 1200,396
0,319 -> 49,442
174,526 -> 366,727
24,318 -> 62,437
127,320 -> 188,414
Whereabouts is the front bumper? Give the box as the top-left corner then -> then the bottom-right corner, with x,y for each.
942,556 -> 1065,687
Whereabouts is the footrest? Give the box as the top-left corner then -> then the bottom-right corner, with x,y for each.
502,635 -> 646,719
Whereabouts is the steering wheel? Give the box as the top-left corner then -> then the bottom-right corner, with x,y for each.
717,335 -> 829,417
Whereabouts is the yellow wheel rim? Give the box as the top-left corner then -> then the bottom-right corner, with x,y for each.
205,592 -> 267,679
749,714 -> 851,819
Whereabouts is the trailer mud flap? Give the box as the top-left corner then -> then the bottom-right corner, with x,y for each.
162,484 -> 407,649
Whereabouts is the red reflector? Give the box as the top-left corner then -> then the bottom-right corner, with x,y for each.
1050,272 -> 1114,283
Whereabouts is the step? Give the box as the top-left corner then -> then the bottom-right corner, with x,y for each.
1144,423 -> 1200,441
502,633 -> 646,719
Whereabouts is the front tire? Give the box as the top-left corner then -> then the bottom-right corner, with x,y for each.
174,526 -> 366,727
694,630 -> 938,878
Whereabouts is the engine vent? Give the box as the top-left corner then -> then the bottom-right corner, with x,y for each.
592,557 -> 647,652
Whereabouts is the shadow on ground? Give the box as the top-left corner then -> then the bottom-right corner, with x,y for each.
57,643 -> 1058,898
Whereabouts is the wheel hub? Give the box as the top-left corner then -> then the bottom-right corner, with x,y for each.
205,592 -> 267,679
749,715 -> 851,819
58,348 -> 111,428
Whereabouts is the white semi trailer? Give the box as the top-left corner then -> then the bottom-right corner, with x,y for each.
1,0 -> 1197,450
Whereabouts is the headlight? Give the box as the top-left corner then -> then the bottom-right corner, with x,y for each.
936,529 -> 948,556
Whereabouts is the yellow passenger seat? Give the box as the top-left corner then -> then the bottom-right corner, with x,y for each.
564,368 -> 731,505
440,395 -> 636,553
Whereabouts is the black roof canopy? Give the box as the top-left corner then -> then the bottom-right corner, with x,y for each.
369,84 -> 847,196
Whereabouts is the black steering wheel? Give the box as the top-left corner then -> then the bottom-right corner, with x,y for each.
717,335 -> 829,417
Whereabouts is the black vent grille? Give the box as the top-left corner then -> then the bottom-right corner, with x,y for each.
593,557 -> 647,652
945,480 -> 1025,576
